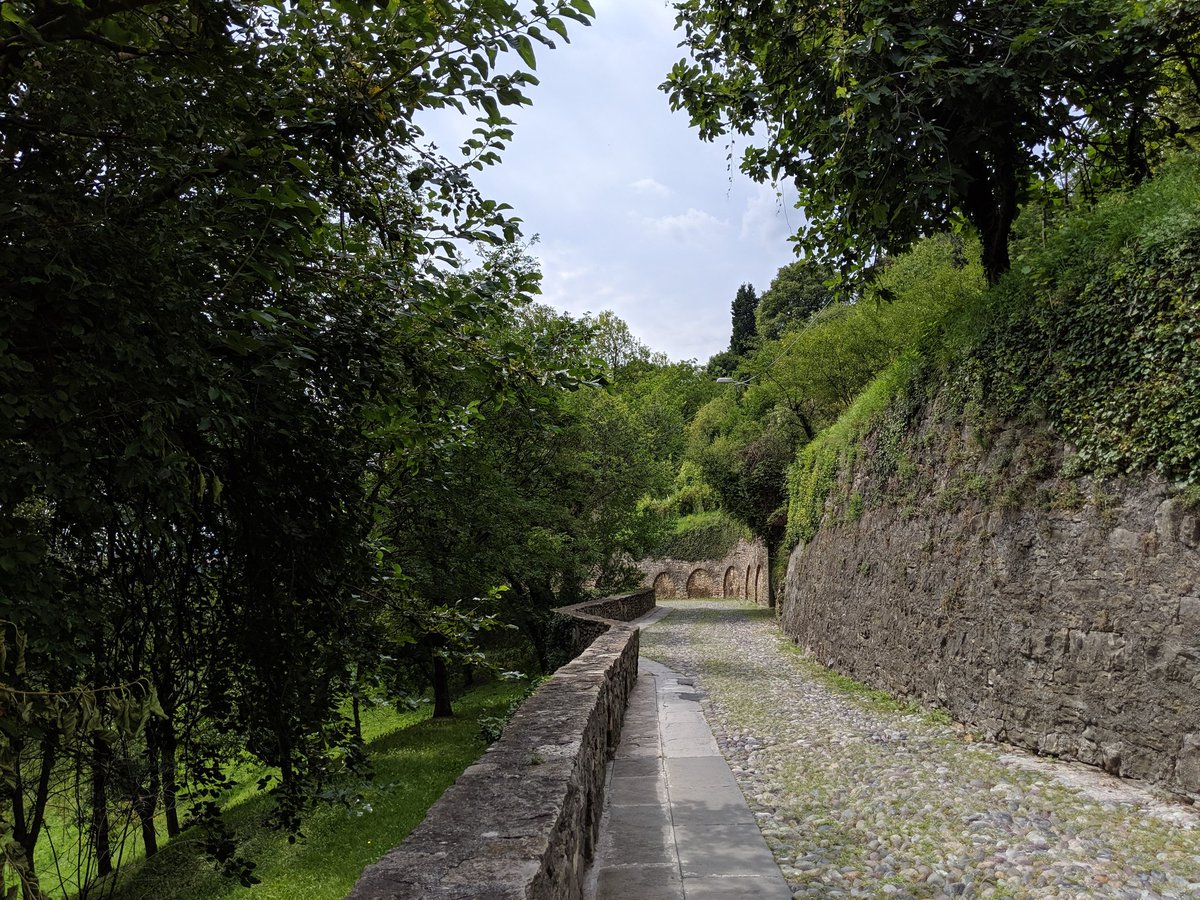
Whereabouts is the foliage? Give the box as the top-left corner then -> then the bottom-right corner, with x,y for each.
665,0 -> 1199,283
612,360 -> 721,489
704,349 -> 741,378
478,677 -> 544,744
578,309 -> 668,372
0,0 -> 598,892
785,355 -> 922,548
755,260 -> 834,340
785,157 -> 1200,555
653,511 -> 750,562
742,235 -> 984,437
729,282 -> 758,355
106,682 -> 528,900
956,157 -> 1200,485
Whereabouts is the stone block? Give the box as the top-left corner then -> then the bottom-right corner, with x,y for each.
1174,733 -> 1200,793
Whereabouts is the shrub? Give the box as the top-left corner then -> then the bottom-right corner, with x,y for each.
654,510 -> 750,561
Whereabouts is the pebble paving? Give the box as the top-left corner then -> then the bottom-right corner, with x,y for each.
640,598 -> 1200,899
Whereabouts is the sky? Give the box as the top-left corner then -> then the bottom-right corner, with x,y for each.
426,0 -> 801,364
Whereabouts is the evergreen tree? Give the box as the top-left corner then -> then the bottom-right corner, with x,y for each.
730,283 -> 758,356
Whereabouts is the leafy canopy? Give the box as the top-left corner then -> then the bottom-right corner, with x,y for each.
664,0 -> 1198,284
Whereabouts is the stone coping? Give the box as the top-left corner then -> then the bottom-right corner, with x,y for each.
345,590 -> 653,900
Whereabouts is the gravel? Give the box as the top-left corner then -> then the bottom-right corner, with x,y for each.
641,598 -> 1200,899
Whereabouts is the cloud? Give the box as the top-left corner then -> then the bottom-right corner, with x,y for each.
643,207 -> 727,241
419,0 -> 801,362
739,183 -> 800,246
630,176 -> 671,197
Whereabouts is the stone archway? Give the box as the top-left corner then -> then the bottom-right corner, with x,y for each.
722,566 -> 737,598
744,567 -> 752,601
686,568 -> 716,598
753,564 -> 762,603
653,572 -> 677,600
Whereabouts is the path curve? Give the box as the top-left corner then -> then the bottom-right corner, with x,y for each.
640,599 -> 1200,899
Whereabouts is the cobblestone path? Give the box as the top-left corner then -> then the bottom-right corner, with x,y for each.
640,599 -> 1200,899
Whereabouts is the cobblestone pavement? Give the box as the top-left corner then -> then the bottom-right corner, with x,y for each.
640,599 -> 1200,899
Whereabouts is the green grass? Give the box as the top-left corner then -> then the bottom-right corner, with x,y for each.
655,510 -> 750,561
44,681 -> 528,900
785,352 -> 922,548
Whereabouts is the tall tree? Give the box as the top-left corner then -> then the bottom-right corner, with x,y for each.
755,261 -> 834,341
729,282 -> 758,355
0,0 -> 596,890
664,0 -> 1198,284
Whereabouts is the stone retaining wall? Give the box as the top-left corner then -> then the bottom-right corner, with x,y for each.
345,590 -> 652,900
638,537 -> 769,604
781,397 -> 1200,798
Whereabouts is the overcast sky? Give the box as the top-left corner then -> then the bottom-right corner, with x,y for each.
427,0 -> 801,364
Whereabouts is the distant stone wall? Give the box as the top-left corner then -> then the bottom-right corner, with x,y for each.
781,397 -> 1200,799
346,591 -> 651,900
639,537 -> 769,604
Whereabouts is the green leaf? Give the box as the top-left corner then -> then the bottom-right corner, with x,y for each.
515,35 -> 537,70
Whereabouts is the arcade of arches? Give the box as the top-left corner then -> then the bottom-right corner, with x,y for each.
638,538 -> 769,605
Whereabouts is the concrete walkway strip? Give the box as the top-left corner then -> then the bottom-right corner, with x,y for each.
585,608 -> 791,900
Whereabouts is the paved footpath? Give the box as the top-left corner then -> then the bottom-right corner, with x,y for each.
597,599 -> 1200,899
584,608 -> 792,899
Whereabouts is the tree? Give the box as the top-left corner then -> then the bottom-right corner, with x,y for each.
1,0 -> 597,890
581,310 -> 667,372
705,349 -> 741,379
686,399 -> 801,608
755,261 -> 834,341
729,283 -> 758,355
664,0 -> 1198,284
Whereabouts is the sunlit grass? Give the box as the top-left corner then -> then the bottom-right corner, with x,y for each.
38,681 -> 527,900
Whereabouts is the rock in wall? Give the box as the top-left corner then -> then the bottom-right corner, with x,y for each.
781,397 -> 1200,798
638,537 -> 769,603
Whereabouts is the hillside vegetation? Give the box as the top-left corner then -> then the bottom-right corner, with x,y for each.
787,157 -> 1200,554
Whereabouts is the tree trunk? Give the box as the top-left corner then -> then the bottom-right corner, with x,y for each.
90,745 -> 113,879
432,656 -> 453,719
964,143 -> 1019,286
159,723 -> 180,838
133,787 -> 158,857
134,742 -> 159,857
351,692 -> 363,745
11,736 -> 55,900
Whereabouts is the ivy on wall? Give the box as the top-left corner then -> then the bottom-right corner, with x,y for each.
971,161 -> 1200,486
783,157 -> 1200,552
654,511 -> 750,562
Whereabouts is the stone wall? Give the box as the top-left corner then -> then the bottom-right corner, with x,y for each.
638,537 -> 769,603
781,397 -> 1200,798
553,589 -> 657,659
345,591 -> 650,900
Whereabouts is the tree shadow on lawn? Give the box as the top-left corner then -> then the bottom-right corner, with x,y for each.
104,682 -> 524,900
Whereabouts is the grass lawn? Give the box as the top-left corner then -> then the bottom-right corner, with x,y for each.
36,680 -> 527,900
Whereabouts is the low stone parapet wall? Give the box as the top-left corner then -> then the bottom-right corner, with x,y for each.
345,590 -> 652,900
553,588 -> 656,658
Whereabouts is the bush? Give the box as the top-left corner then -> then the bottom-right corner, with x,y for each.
654,510 -> 750,561
749,234 -> 984,432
